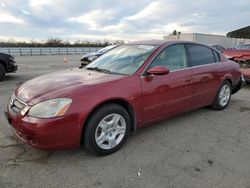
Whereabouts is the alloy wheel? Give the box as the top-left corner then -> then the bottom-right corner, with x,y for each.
95,113 -> 126,150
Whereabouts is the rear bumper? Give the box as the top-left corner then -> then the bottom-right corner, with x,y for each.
232,75 -> 245,94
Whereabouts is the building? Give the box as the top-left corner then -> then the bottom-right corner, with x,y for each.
164,26 -> 250,48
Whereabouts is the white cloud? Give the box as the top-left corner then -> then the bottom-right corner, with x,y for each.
28,0 -> 72,20
22,10 -> 30,15
0,0 -> 250,42
101,22 -> 133,33
68,10 -> 114,30
29,0 -> 52,7
0,13 -> 23,23
126,1 -> 171,21
0,35 -> 31,42
71,1 -> 188,40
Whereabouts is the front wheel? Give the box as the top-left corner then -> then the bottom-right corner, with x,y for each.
210,81 -> 232,110
0,64 -> 6,81
84,103 -> 131,156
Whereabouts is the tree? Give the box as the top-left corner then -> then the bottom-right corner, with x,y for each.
114,40 -> 125,45
173,30 -> 181,36
45,37 -> 64,47
173,30 -> 177,36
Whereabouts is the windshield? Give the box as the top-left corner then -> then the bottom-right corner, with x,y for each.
98,45 -> 117,53
86,45 -> 156,75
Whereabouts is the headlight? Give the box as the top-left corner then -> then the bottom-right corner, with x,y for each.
9,55 -> 15,61
28,98 -> 72,118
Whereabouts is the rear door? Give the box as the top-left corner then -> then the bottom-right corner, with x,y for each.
141,44 -> 193,124
186,44 -> 222,108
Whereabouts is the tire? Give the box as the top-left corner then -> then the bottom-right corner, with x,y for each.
0,64 -> 6,81
84,103 -> 131,156
210,80 -> 232,110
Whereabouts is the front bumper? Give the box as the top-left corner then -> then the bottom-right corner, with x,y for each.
241,68 -> 250,82
6,61 -> 18,73
4,106 -> 82,150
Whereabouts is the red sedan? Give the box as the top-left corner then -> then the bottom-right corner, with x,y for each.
4,40 -> 244,155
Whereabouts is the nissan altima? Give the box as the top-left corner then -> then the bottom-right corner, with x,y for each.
4,40 -> 244,155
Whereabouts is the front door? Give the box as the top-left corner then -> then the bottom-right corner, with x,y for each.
141,44 -> 193,125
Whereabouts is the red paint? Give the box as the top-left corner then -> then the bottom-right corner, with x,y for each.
5,41 -> 242,150
147,66 -> 170,75
223,49 -> 250,62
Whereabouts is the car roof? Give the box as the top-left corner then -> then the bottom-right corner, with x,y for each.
128,40 -> 202,46
128,40 -> 168,46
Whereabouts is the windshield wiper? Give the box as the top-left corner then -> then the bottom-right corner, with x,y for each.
86,67 -> 111,74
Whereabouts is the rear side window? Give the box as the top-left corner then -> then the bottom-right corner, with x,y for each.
150,44 -> 188,71
187,44 -> 215,66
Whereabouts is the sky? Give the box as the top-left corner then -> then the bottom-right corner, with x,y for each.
0,0 -> 249,43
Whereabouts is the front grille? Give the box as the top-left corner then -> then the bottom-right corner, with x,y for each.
9,94 -> 27,114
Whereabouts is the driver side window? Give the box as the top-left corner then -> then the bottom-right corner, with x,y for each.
150,44 -> 188,71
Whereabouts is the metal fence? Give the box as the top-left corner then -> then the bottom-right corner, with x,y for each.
0,47 -> 101,56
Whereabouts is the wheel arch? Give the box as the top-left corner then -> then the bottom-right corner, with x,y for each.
220,73 -> 233,87
80,98 -> 137,145
224,78 -> 233,88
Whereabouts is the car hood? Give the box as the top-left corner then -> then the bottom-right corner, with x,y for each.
82,52 -> 102,58
15,68 -> 125,105
0,52 -> 11,58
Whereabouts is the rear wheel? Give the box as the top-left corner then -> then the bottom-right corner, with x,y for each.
210,81 -> 232,110
0,64 -> 6,81
84,103 -> 131,156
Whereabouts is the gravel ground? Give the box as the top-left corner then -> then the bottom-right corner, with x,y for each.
0,55 -> 250,188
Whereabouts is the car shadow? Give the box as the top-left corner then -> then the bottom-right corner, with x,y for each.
2,93 -> 245,165
2,107 -> 210,165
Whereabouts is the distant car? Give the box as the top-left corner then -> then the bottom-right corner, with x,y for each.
0,53 -> 17,81
80,45 -> 118,66
223,45 -> 250,83
210,45 -> 225,53
235,44 -> 250,50
5,40 -> 244,156
241,69 -> 250,83
223,44 -> 250,67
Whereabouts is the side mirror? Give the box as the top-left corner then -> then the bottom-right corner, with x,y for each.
147,66 -> 170,75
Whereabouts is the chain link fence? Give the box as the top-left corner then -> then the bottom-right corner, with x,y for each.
0,47 -> 101,56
